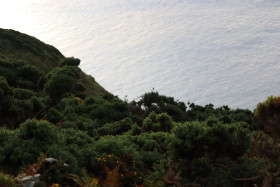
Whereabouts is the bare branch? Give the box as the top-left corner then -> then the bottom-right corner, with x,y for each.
231,175 -> 262,182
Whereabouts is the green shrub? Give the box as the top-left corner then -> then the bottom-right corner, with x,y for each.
8,99 -> 33,127
46,107 -> 62,123
60,57 -> 80,67
30,96 -> 45,113
140,132 -> 170,153
0,61 -> 18,86
231,158 -> 264,178
18,119 -> 59,149
254,95 -> 280,123
44,145 -> 80,185
168,121 -> 251,161
143,112 -> 174,132
62,128 -> 94,147
14,88 -> 35,99
97,117 -> 133,136
48,66 -> 81,79
88,98 -> 129,124
94,135 -> 137,156
136,91 -> 187,121
44,73 -> 75,100
190,157 -> 212,179
139,151 -> 163,169
0,76 -> 13,96
0,171 -> 16,187
132,135 -> 160,152
17,64 -> 42,81
16,79 -> 34,90
60,121 -> 76,129
128,124 -> 142,135
85,97 -> 95,105
45,66 -> 81,100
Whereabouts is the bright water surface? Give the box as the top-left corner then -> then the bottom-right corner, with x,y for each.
1,0 -> 280,110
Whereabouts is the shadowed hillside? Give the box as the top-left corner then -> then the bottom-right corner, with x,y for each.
0,28 -> 105,97
1,28 -> 280,187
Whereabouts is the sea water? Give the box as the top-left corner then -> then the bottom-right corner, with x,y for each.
1,0 -> 280,110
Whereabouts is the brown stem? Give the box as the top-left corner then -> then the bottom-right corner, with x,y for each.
231,175 -> 262,182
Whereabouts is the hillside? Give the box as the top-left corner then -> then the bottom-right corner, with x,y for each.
1,28 -> 280,187
0,28 -> 106,97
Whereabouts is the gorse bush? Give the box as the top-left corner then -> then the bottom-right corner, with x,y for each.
2,29 -> 280,186
135,91 -> 187,122
0,171 -> 16,187
97,117 -> 133,136
231,157 -> 264,178
87,97 -> 129,125
0,76 -> 13,96
166,120 -> 253,185
143,112 -> 173,132
254,96 -> 280,138
0,60 -> 45,91
18,119 -> 59,145
168,121 -> 251,161
14,88 -> 35,99
60,57 -> 80,67
254,95 -> 280,122
45,72 -> 75,100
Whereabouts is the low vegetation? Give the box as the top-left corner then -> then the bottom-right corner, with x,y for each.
0,28 -> 279,186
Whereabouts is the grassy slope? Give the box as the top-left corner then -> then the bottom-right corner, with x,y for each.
0,28 -> 106,97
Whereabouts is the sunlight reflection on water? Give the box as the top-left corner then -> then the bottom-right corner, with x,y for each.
1,0 -> 280,110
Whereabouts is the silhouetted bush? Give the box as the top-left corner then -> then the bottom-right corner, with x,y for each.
60,57 -> 80,67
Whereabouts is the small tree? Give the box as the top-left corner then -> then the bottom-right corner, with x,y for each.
36,66 -> 81,118
44,66 -> 81,100
44,73 -> 75,100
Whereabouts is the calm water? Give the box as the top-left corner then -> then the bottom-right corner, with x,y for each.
1,0 -> 280,110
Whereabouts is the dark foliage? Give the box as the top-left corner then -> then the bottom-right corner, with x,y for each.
60,57 -> 81,67
1,29 -> 279,186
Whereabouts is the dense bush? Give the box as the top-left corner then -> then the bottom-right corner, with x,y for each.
254,96 -> 280,138
14,88 -> 35,99
143,112 -> 174,132
87,97 -> 129,124
0,120 -> 59,172
166,120 -> 253,185
60,57 -> 81,67
2,32 -> 279,186
45,73 -> 75,100
18,119 -> 59,149
168,121 -> 251,161
97,117 -> 133,136
0,60 -> 45,91
0,171 -> 16,187
0,76 -> 13,96
134,91 -> 187,121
